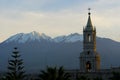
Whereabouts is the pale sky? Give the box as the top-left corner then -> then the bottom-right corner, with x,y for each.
0,0 -> 120,42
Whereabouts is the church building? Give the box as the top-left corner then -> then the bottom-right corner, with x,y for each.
66,11 -> 120,80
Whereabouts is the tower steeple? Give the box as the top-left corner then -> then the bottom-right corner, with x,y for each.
80,10 -> 100,72
85,8 -> 93,30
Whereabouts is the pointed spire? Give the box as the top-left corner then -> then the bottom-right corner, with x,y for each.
85,8 -> 93,30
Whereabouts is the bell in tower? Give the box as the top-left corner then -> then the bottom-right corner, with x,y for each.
80,9 -> 100,72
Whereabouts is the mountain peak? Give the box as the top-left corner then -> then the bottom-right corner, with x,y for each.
30,31 -> 40,35
64,33 -> 83,42
53,33 -> 83,43
4,31 -> 51,43
30,31 -> 50,39
3,32 -> 83,44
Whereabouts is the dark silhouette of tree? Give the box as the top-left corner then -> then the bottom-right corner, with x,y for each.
38,66 -> 71,80
93,77 -> 102,80
109,72 -> 120,80
5,47 -> 26,80
1,76 -> 7,80
77,75 -> 88,80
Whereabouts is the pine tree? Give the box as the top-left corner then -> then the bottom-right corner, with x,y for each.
6,47 -> 26,80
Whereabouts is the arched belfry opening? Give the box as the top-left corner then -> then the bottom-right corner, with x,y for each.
80,9 -> 100,72
88,34 -> 91,42
86,61 -> 91,71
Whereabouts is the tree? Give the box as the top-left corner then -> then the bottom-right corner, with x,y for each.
38,66 -> 71,80
5,47 -> 26,80
77,75 -> 88,80
109,72 -> 120,80
93,77 -> 102,80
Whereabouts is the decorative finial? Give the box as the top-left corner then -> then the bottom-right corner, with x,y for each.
88,8 -> 91,15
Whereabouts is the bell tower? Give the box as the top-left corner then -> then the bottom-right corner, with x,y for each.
80,9 -> 100,72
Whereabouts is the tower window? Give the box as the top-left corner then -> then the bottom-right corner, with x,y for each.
86,61 -> 91,71
88,34 -> 91,42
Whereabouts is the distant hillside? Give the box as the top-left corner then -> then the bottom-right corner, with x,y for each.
0,31 -> 120,73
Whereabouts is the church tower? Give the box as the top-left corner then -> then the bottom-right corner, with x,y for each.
80,10 -> 100,72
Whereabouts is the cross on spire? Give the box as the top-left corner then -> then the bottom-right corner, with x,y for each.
88,8 -> 91,15
86,8 -> 93,29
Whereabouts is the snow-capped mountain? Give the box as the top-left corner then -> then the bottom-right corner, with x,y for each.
54,33 -> 83,43
53,35 -> 66,43
0,31 -> 120,72
64,33 -> 83,42
3,31 -> 83,43
4,31 -> 52,43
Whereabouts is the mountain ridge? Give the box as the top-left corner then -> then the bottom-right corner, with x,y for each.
4,31 -> 119,44
0,31 -> 120,73
3,31 -> 83,44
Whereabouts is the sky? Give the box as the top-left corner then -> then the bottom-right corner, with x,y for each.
0,0 -> 120,42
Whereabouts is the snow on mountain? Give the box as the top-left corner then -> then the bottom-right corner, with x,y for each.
3,32 -> 83,43
4,33 -> 24,43
64,33 -> 83,42
53,36 -> 66,42
4,31 -> 52,43
53,33 -> 83,43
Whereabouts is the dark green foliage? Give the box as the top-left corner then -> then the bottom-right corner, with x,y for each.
5,47 -> 26,80
77,76 -> 88,80
1,77 -> 7,80
109,72 -> 120,80
93,77 -> 102,80
38,66 -> 71,80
